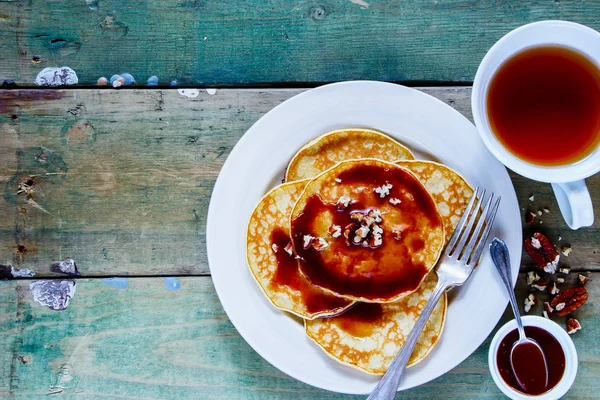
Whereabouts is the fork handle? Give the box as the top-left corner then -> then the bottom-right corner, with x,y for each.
367,281 -> 448,400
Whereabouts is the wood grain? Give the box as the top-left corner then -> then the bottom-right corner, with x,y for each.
0,88 -> 598,277
0,274 -> 598,399
1,1 -> 600,85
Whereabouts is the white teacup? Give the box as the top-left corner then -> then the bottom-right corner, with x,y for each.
472,20 -> 600,230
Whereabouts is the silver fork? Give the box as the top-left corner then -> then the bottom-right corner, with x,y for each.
367,187 -> 501,400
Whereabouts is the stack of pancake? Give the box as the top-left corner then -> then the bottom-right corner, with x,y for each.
247,128 -> 473,374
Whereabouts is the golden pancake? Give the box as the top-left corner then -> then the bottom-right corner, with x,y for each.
247,180 -> 353,319
397,160 -> 474,244
285,128 -> 414,182
290,159 -> 444,303
304,161 -> 474,374
305,272 -> 445,375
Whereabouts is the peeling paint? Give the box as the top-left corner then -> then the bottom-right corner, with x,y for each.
85,0 -> 99,10
178,89 -> 199,98
0,264 -> 35,279
10,266 -> 35,278
206,88 -> 217,95
51,259 -> 80,276
35,67 -> 78,86
349,0 -> 370,8
102,277 -> 128,290
164,277 -> 181,291
30,280 -> 76,310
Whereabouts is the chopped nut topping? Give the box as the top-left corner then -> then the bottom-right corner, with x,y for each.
336,196 -> 352,210
312,237 -> 329,251
579,274 -> 589,286
367,209 -> 383,223
526,271 -> 540,286
392,229 -> 402,241
537,210 -> 543,216
356,225 -> 369,239
334,178 -> 342,183
303,235 -> 315,250
550,282 -> 560,295
374,183 -> 393,198
389,198 -> 402,205
558,236 -> 562,241
532,281 -> 548,292
567,318 -> 582,334
555,302 -> 565,312
529,195 -> 535,201
329,224 -> 342,238
543,208 -> 550,214
526,212 -> 536,225
350,212 -> 365,223
271,243 -> 279,253
556,277 -> 565,284
544,302 -> 554,314
524,293 -> 537,313
561,245 -> 572,256
284,242 -> 293,256
559,267 -> 571,274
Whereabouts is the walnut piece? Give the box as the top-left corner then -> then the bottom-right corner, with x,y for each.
271,243 -> 279,253
389,198 -> 402,205
550,282 -> 560,295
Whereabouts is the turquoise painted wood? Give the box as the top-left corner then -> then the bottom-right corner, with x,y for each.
1,88 -> 598,278
0,274 -> 598,399
0,1 -> 600,85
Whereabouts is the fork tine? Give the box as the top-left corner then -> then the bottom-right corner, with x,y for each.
460,191 -> 494,262
451,188 -> 486,258
467,195 -> 501,266
445,187 -> 480,256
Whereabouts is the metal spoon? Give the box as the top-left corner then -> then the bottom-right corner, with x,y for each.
490,238 -> 548,392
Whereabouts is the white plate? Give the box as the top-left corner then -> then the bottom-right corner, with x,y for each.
207,81 -> 522,394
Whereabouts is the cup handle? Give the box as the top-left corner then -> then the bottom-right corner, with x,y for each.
551,180 -> 594,230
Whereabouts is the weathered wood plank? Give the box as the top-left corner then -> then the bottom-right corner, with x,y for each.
0,88 -> 598,277
0,274 -> 597,399
1,1 -> 600,85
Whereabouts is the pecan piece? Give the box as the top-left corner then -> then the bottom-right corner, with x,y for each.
550,286 -> 588,316
567,318 -> 581,334
524,232 -> 560,273
524,293 -> 537,313
531,280 -> 548,292
578,274 -> 589,286
525,211 -> 536,225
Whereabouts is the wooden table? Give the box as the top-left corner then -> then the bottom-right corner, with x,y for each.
0,2 -> 599,399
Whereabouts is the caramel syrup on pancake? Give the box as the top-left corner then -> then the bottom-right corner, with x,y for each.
291,164 -> 441,300
497,326 -> 565,395
334,303 -> 383,337
487,45 -> 600,166
269,228 -> 349,314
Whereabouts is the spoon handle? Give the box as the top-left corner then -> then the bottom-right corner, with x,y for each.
490,238 -> 526,341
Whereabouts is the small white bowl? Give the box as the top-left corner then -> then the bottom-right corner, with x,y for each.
488,316 -> 578,400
